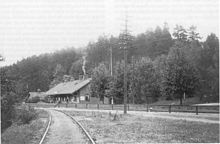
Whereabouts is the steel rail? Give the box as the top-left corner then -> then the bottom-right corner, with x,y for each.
39,110 -> 52,144
55,110 -> 96,144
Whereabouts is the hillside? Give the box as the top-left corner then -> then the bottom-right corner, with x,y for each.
1,25 -> 219,104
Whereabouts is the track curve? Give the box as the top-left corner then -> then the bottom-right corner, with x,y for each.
39,110 -> 52,144
55,109 -> 96,144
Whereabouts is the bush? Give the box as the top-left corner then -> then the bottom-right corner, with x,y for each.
1,92 -> 16,131
15,105 -> 38,125
2,124 -> 34,144
166,96 -> 173,100
1,119 -> 43,144
27,96 -> 40,103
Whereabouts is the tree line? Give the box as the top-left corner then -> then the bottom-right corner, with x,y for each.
1,24 -> 219,129
89,24 -> 219,104
1,24 -> 219,102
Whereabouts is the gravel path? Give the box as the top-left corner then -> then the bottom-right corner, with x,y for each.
43,109 -> 86,144
51,107 -> 219,124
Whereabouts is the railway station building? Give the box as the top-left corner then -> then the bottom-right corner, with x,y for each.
46,78 -> 92,103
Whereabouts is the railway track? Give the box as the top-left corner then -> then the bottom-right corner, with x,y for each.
39,110 -> 52,144
39,109 -> 96,144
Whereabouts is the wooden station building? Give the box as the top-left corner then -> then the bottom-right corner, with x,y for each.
46,78 -> 91,103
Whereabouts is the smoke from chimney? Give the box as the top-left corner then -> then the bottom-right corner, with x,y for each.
82,55 -> 86,77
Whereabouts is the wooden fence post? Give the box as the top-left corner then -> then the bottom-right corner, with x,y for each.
147,104 -> 149,112
75,103 -> 77,108
86,103 -> 88,109
97,104 -> 99,109
112,104 -> 113,110
196,106 -> 198,115
128,104 -> 129,111
169,105 -> 171,113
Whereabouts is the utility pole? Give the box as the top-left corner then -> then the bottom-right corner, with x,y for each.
122,15 -> 129,114
110,46 -> 114,105
110,46 -> 113,76
124,39 -> 128,114
120,13 -> 132,114
132,55 -> 135,104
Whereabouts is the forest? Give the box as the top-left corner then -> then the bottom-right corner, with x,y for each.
1,24 -> 219,129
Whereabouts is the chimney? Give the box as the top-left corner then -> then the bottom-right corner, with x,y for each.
70,77 -> 75,81
83,74 -> 88,80
63,75 -> 71,82
79,75 -> 83,80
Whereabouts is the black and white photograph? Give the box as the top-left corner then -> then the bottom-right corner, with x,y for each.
1,0 -> 219,143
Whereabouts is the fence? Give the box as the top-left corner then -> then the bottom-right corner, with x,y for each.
30,102 -> 219,115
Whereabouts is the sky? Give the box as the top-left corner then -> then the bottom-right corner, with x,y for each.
0,0 -> 219,66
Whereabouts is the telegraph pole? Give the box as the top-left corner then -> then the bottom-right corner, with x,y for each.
110,46 -> 114,105
110,46 -> 113,76
123,15 -> 128,114
132,55 -> 135,104
120,13 -> 132,114
124,40 -> 128,114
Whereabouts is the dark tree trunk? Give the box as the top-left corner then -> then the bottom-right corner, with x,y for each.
180,97 -> 183,105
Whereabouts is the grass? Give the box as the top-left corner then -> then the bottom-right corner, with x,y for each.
1,109 -> 49,144
64,110 -> 219,143
155,112 -> 220,121
152,96 -> 201,105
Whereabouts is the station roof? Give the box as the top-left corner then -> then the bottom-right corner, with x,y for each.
46,78 -> 91,96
